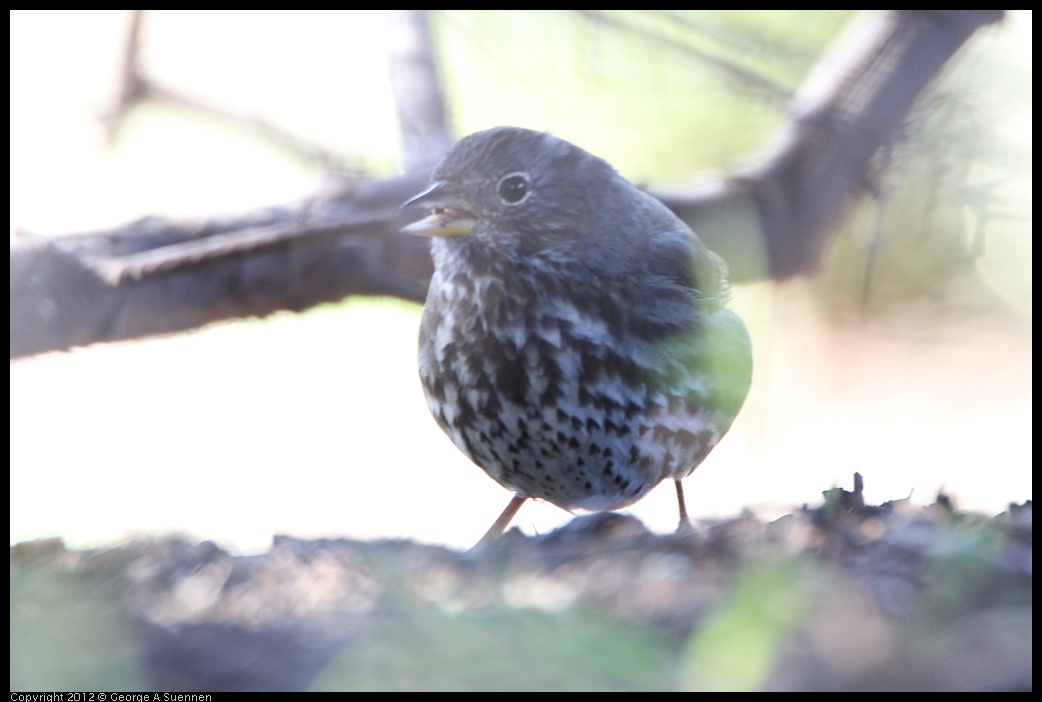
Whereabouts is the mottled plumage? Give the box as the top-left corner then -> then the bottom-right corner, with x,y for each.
402,127 -> 752,544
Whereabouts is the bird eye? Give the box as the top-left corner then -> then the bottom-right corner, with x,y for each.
497,173 -> 530,205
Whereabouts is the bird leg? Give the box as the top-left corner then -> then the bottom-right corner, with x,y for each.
470,493 -> 528,551
675,479 -> 693,535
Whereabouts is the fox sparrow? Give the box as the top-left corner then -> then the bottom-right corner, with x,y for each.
402,126 -> 752,546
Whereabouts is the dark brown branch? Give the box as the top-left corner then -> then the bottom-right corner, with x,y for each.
10,173 -> 433,359
660,10 -> 1005,281
387,10 -> 455,171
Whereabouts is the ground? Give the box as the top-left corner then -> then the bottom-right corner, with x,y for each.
10,477 -> 1032,691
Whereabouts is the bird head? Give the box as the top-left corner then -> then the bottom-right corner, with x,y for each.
401,127 -> 619,252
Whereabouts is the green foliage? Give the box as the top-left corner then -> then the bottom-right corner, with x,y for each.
11,557 -> 148,691
311,607 -> 674,691
434,10 -> 852,181
679,558 -> 820,691
815,18 -> 1032,320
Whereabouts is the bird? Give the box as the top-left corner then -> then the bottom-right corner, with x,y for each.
401,126 -> 752,547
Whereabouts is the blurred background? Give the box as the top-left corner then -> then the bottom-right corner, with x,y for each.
10,10 -> 1031,552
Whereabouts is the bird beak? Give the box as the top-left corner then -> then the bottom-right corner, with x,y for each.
400,181 -> 478,237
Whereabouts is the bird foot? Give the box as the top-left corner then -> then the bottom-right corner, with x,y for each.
467,494 -> 527,553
